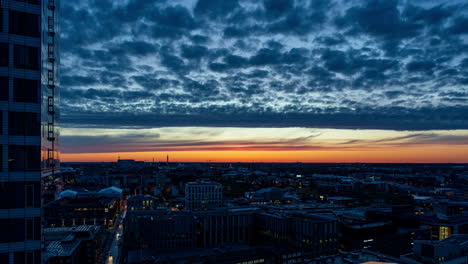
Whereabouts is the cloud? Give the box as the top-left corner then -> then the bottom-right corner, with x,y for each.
194,0 -> 240,20
340,133 -> 468,147
108,41 -> 159,57
62,136 -> 330,153
263,0 -> 294,17
181,44 -> 210,60
449,17 -> 468,35
61,75 -> 100,87
61,105 -> 468,131
59,0 -> 468,131
337,0 -> 424,54
61,127 -> 468,154
406,60 -> 436,74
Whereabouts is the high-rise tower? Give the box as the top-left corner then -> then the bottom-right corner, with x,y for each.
0,0 -> 59,263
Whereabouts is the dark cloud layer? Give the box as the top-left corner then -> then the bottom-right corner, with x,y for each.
60,0 -> 468,130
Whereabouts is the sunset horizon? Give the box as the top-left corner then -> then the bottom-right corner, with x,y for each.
60,127 -> 468,163
58,0 -> 468,165
62,149 -> 468,164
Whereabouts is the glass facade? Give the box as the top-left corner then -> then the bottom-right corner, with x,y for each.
41,0 -> 59,173
0,0 -> 59,263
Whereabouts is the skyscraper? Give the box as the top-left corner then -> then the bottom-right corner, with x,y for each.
0,0 -> 59,263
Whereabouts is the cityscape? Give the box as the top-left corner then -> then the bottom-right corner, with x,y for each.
1,0 -> 468,264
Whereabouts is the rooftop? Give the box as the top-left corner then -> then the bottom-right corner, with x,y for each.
428,234 -> 468,247
43,225 -> 101,258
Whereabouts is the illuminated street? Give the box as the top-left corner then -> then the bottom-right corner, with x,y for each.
106,213 -> 124,264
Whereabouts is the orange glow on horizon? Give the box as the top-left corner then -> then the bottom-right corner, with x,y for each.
61,145 -> 468,163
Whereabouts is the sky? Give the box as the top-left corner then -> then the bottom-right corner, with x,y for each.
59,0 -> 468,163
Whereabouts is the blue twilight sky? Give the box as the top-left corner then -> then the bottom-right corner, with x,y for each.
58,0 -> 468,159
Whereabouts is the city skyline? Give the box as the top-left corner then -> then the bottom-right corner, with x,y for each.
60,0 -> 468,162
3,1 -> 468,263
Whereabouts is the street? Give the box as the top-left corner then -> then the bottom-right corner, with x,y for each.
105,212 -> 125,264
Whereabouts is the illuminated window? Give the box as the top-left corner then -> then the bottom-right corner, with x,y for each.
439,226 -> 451,240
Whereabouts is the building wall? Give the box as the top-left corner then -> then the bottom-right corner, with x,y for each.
127,195 -> 157,211
185,182 -> 223,211
254,213 -> 292,246
123,209 -> 339,261
0,1 -> 59,262
255,213 -> 339,258
198,211 -> 253,248
44,197 -> 119,228
290,215 -> 339,260
124,211 -> 198,249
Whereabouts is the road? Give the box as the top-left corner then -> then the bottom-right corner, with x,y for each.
106,213 -> 124,264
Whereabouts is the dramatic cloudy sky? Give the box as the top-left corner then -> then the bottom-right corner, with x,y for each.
59,0 -> 468,162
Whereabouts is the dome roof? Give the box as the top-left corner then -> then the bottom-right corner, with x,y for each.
98,186 -> 123,197
59,190 -> 78,198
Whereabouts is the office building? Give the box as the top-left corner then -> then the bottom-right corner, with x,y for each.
122,208 -> 339,263
185,181 -> 223,210
125,246 -> 271,264
421,214 -> 468,240
44,187 -> 122,228
197,207 -> 255,248
0,0 -> 59,263
123,208 -> 258,251
402,234 -> 468,264
248,187 -> 285,204
127,194 -> 157,211
255,212 -> 339,258
124,210 -> 198,250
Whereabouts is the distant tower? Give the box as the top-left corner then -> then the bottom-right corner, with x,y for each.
166,154 -> 169,164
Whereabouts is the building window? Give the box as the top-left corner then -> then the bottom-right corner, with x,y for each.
14,252 -> 24,264
0,9 -> 3,33
9,10 -> 40,37
0,219 -> 25,243
25,217 -> 40,240
25,218 -> 34,240
13,78 -> 39,103
48,96 -> 54,113
0,253 -> 8,264
0,77 -> 8,101
14,45 -> 39,70
0,182 -> 40,209
0,42 -> 8,67
15,0 -> 41,4
8,145 -> 40,172
33,250 -> 41,264
25,251 -> 34,264
439,226 -> 451,240
25,184 -> 35,207
9,112 -> 40,136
